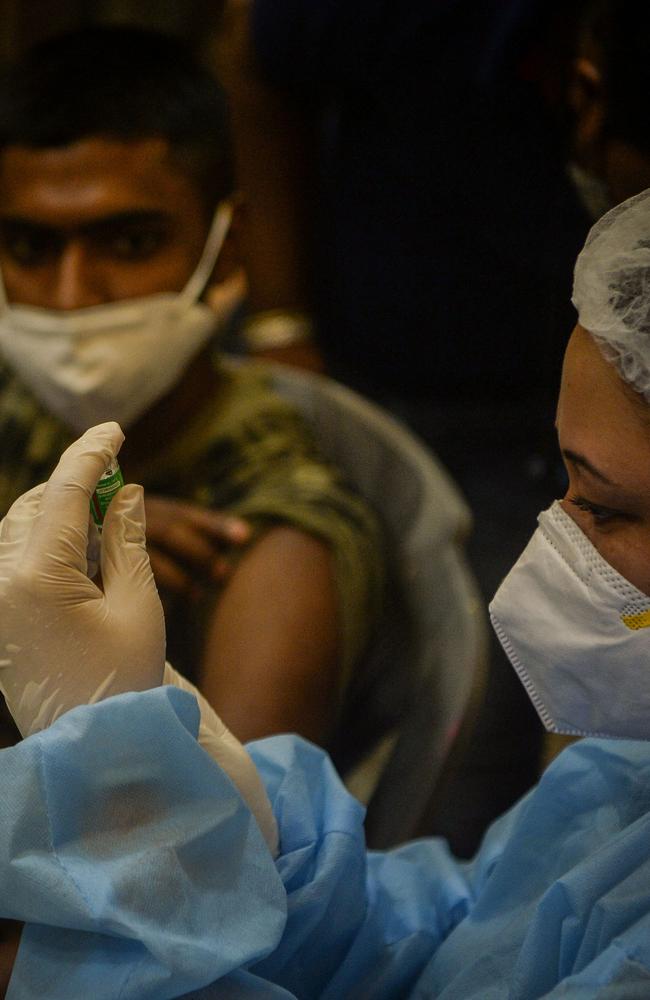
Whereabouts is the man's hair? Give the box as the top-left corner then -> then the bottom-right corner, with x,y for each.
582,0 -> 650,155
0,24 -> 234,214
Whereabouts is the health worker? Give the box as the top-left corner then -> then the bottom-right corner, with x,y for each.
4,190 -> 650,996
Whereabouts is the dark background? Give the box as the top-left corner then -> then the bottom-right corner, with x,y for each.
0,0 -> 223,62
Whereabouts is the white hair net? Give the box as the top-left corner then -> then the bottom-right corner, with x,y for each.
573,188 -> 650,401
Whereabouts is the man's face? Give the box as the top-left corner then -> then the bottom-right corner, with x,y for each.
0,136 -> 211,309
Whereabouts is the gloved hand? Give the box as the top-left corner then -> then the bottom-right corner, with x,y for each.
0,422 -> 279,855
0,422 -> 165,736
163,663 -> 279,855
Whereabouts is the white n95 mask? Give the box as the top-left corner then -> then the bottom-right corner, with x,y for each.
490,500 -> 650,740
0,202 -> 242,433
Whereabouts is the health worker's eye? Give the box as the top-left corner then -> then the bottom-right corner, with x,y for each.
0,222 -> 62,267
568,495 -> 623,525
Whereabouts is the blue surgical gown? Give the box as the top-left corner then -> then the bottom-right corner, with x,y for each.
3,686 -> 650,998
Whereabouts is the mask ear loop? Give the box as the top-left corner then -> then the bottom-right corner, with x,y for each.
178,201 -> 233,307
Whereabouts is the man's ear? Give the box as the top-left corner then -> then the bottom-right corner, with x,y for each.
206,194 -> 246,288
568,56 -> 606,155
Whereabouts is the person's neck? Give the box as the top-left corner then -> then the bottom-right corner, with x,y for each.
119,347 -> 220,479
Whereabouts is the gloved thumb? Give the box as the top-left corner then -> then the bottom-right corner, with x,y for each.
163,663 -> 279,856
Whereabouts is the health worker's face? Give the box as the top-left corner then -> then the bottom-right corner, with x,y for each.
557,324 -> 650,596
0,137 -> 211,309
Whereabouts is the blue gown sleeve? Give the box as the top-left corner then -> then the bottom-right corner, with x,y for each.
248,736 -> 486,998
2,687 -> 286,1000
248,736 -> 650,999
8,696 -> 649,998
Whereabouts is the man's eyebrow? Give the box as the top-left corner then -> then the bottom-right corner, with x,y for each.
562,448 -> 618,486
82,210 -> 170,234
0,210 -> 169,234
0,216 -> 58,232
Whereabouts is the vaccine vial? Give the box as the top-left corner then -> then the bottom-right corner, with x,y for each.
90,459 -> 124,529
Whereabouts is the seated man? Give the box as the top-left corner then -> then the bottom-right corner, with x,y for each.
0,25 -> 385,752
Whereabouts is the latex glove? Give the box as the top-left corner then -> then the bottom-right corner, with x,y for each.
0,422 -> 165,737
144,495 -> 250,597
163,663 -> 279,856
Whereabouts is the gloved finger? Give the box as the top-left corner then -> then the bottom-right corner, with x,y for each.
0,487 -> 45,607
101,483 -> 166,621
28,423 -> 124,573
0,483 -> 44,549
1,486 -> 101,607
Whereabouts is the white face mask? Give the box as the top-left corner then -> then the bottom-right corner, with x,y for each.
490,500 -> 650,740
0,202 -> 242,432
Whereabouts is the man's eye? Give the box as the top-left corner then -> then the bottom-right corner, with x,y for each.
0,225 -> 59,266
106,229 -> 167,260
568,496 -> 620,524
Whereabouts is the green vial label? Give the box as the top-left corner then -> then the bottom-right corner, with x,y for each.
90,459 -> 124,528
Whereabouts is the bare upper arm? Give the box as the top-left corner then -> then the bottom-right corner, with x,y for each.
197,524 -> 342,745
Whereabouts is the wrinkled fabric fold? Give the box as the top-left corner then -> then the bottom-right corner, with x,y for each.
248,735 -> 650,998
2,687 -> 285,1000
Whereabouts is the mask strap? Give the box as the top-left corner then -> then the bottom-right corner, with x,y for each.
178,201 -> 233,307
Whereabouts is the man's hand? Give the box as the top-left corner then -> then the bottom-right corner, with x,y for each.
144,496 -> 250,597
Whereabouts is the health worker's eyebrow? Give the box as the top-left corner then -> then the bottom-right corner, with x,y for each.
562,448 -> 620,487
